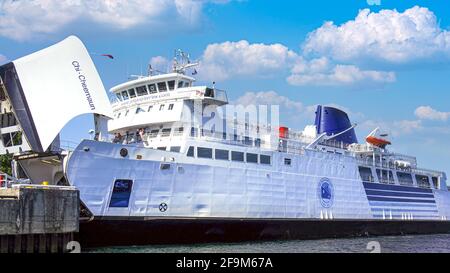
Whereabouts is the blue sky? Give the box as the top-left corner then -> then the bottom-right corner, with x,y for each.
0,0 -> 449,176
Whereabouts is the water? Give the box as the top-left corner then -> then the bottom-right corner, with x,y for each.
86,234 -> 450,253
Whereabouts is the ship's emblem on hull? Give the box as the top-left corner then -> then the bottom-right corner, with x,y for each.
159,203 -> 168,212
318,178 -> 334,208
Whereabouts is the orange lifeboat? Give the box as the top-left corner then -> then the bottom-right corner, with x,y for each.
366,136 -> 391,148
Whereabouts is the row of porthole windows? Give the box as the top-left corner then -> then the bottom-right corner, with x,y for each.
186,146 -> 271,165
115,80 -> 191,102
115,103 -> 175,119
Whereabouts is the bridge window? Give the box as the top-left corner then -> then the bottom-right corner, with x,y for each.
397,172 -> 413,186
197,147 -> 212,159
170,146 -> 181,152
246,153 -> 258,163
416,175 -> 430,188
168,104 -> 174,110
159,104 -> 165,111
148,84 -> 157,94
115,93 -> 122,101
121,90 -> 129,100
157,147 -> 167,151
168,80 -> 175,90
359,166 -> 374,182
215,149 -> 229,160
260,155 -> 271,165
148,105 -> 153,112
136,86 -> 148,96
178,81 -> 184,88
231,151 -> 244,162
157,82 -> 167,92
187,146 -> 194,157
109,179 -> 133,208
128,88 -> 136,98
184,82 -> 190,87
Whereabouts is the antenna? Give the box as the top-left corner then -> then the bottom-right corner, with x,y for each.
172,49 -> 199,75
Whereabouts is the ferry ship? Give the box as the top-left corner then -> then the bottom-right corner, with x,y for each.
1,36 -> 450,248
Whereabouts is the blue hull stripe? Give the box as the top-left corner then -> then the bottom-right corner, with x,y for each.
367,196 -> 436,204
372,215 -> 440,219
365,189 -> 434,198
363,182 -> 432,193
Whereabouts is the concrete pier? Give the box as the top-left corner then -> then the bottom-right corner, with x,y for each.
0,185 -> 79,253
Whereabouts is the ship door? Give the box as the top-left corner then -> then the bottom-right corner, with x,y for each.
106,179 -> 133,216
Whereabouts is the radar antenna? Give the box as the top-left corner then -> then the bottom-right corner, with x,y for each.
172,49 -> 199,75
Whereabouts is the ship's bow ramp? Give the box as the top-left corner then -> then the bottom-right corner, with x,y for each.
0,35 -> 113,154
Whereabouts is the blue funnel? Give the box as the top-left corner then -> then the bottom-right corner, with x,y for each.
314,105 -> 358,144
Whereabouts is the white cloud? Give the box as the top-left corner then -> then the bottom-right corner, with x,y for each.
198,40 -> 299,81
287,57 -> 396,86
415,106 -> 450,121
0,0 -> 226,41
149,56 -> 171,73
360,119 -> 423,137
303,6 -> 450,64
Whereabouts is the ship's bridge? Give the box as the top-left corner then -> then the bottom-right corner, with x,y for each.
107,72 -> 228,133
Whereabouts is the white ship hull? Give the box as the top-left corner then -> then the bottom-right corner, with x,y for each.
66,140 -> 450,246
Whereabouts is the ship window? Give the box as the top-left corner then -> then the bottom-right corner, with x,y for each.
149,129 -> 159,138
109,179 -> 133,208
178,81 -> 184,88
170,146 -> 181,152
243,136 -> 252,146
432,177 -> 439,189
255,138 -> 261,147
128,88 -> 136,98
148,84 -> 157,94
0,113 -> 17,128
157,147 -> 166,151
1,132 -> 20,147
284,158 -> 291,166
416,175 -> 430,188
125,110 -> 129,116
187,146 -> 194,157
136,86 -> 148,96
159,104 -> 165,111
174,127 -> 184,136
121,90 -> 129,100
246,153 -> 258,163
117,112 -> 121,118
215,149 -> 229,160
190,127 -> 198,137
359,166 -> 374,182
148,105 -> 153,112
197,147 -> 212,159
397,172 -> 413,186
260,155 -> 271,165
161,128 -> 171,137
376,169 -> 395,184
168,80 -> 175,90
168,104 -> 174,110
231,151 -> 244,162
135,107 -> 145,114
115,93 -> 122,101
184,82 -> 190,87
157,82 -> 168,92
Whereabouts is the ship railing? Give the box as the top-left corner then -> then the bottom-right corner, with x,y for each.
0,172 -> 31,189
